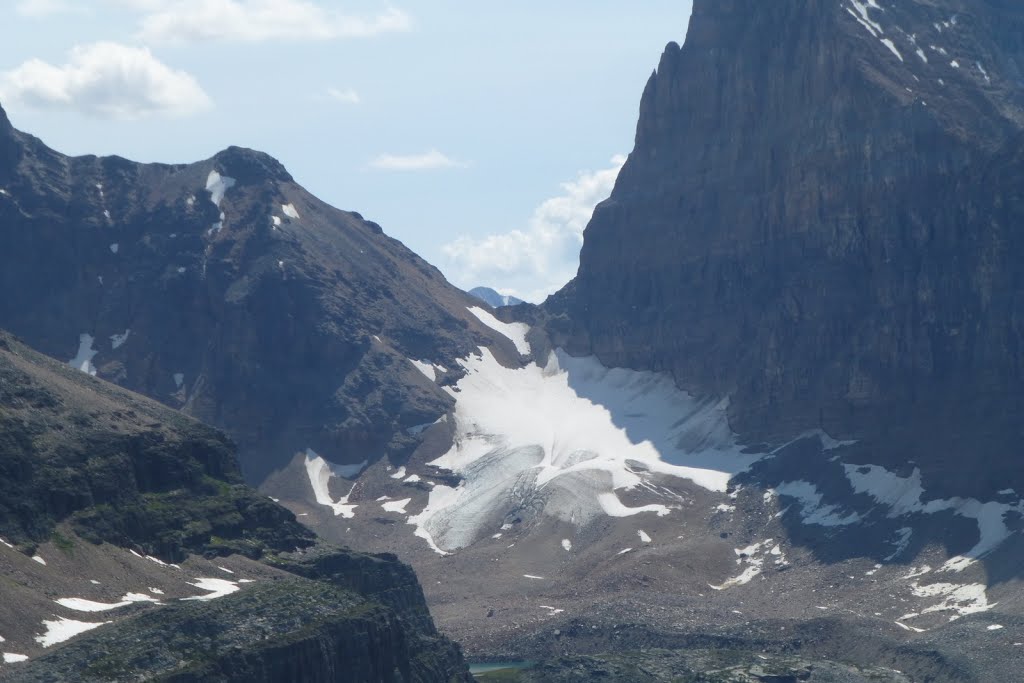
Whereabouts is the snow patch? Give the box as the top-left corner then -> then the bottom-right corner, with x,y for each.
637,530 -> 652,544
775,481 -> 861,527
69,333 -> 98,376
710,540 -> 783,590
468,306 -> 531,355
282,203 -> 300,219
206,171 -> 235,207
911,581 -> 994,618
3,653 -> 28,663
878,38 -> 903,62
561,539 -> 572,552
109,243 -> 118,254
218,566 -> 234,574
405,474 -> 422,483
408,359 -> 438,381
977,62 -> 991,84
32,555 -> 46,566
846,0 -> 883,37
182,578 -> 239,601
382,498 -> 412,514
304,450 -> 363,518
0,538 -> 13,549
109,329 -> 130,349
989,624 -> 1004,631
885,527 -> 914,561
715,504 -> 736,513
272,215 -> 281,227
173,373 -> 184,388
56,593 -> 159,612
36,618 -> 108,648
845,463 -> 1023,571
409,348 -> 761,553
390,466 -> 407,480
523,574 -> 544,580
951,60 -> 960,69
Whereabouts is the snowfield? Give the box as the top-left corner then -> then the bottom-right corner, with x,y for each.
408,347 -> 763,553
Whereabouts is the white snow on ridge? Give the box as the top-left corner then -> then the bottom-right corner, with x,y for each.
31,554 -> 46,566
467,307 -> 531,355
561,539 -> 572,551
206,170 -> 236,207
3,653 -> 28,663
35,617 -> 108,648
282,203 -> 300,219
390,466 -> 407,480
638,530 -> 652,543
408,348 -> 762,553
69,333 -> 99,376
304,449 -> 364,518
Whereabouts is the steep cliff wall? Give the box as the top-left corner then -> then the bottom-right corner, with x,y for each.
545,0 -> 1024,498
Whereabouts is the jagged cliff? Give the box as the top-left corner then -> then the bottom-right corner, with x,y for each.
0,102 -> 513,483
545,0 -> 1024,499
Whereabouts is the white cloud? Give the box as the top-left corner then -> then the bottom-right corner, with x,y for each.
136,0 -> 413,43
369,149 -> 467,171
324,86 -> 361,104
441,155 -> 626,303
0,42 -> 212,120
15,0 -> 84,16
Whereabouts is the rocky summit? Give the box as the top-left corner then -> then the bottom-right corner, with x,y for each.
0,104 -> 515,485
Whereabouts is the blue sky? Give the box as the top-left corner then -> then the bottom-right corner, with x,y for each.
1,1 -> 693,301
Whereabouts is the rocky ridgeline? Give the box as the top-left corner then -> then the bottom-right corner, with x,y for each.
0,102 -> 510,484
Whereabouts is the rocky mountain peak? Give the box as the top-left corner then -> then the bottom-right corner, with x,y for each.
212,145 -> 294,185
548,0 -> 1024,501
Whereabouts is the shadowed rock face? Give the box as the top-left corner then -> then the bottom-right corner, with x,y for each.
544,0 -> 1024,499
0,329 -> 470,682
0,103 -> 507,484
0,330 -> 315,560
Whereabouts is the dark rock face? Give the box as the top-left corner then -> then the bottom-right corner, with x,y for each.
0,330 -> 314,561
0,330 -> 470,682
545,0 -> 1024,499
7,576 -> 471,683
0,113 -> 505,483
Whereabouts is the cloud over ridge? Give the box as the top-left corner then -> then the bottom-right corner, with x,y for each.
441,155 -> 626,303
0,41 -> 212,119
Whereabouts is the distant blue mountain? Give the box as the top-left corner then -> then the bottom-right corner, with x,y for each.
468,286 -> 524,308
